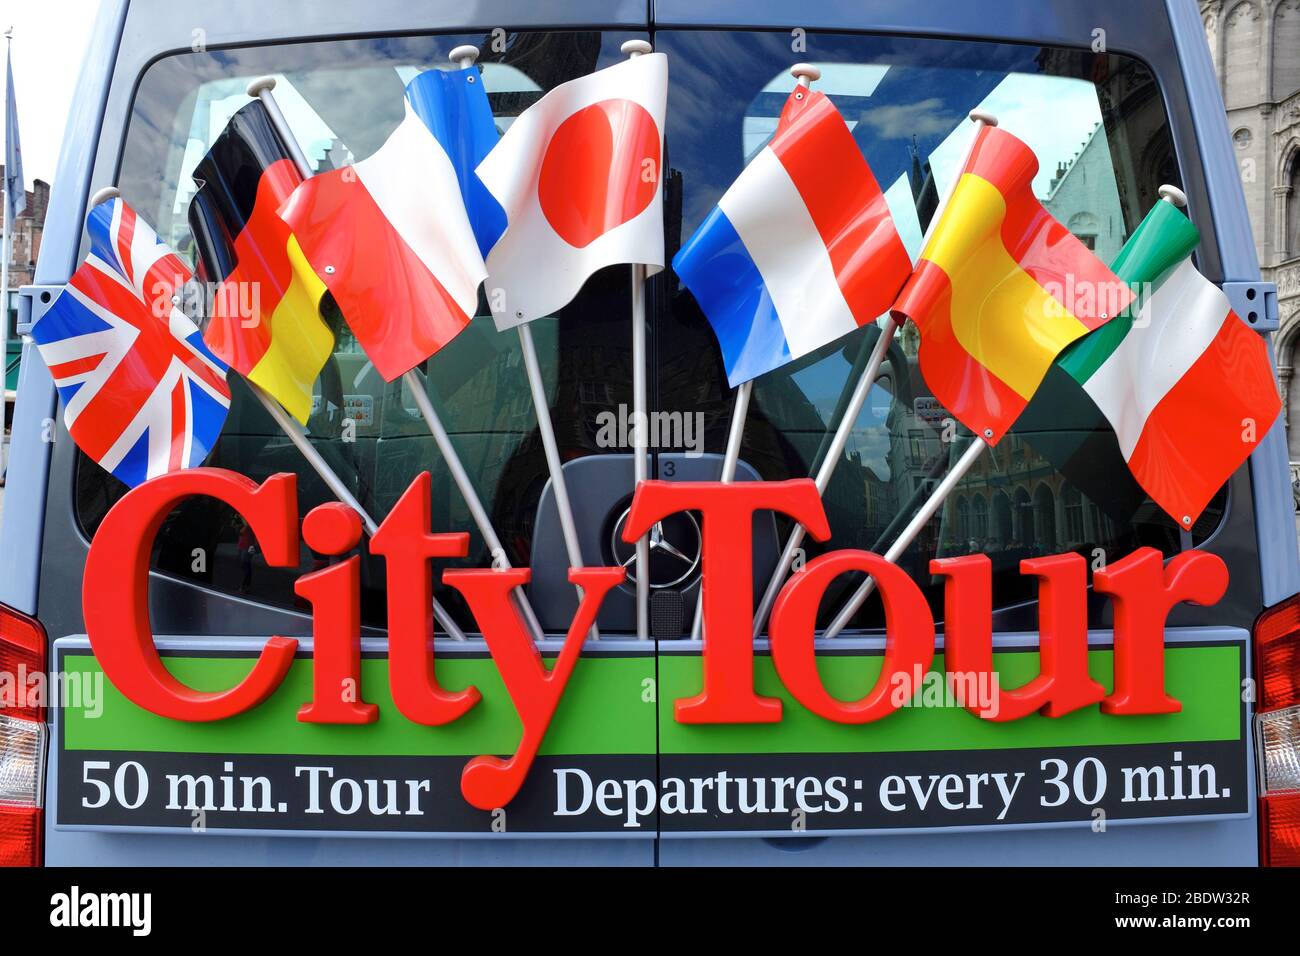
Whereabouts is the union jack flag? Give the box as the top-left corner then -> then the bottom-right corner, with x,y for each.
31,197 -> 231,487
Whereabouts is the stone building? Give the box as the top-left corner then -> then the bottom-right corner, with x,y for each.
0,171 -> 51,336
1200,1 -> 1300,459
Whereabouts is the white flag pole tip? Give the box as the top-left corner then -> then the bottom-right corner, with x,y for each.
621,39 -> 653,57
89,186 -> 121,207
449,45 -> 479,67
968,109 -> 999,127
1158,184 -> 1188,208
791,63 -> 820,86
246,75 -> 278,98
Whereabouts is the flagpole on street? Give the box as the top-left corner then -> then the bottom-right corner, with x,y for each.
818,108 -> 1000,640
244,79 -> 490,641
751,317 -> 894,638
822,435 -> 986,639
2,30 -> 15,397
622,38 -> 655,641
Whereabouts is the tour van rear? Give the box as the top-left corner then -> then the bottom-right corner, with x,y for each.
2,0 -> 1298,867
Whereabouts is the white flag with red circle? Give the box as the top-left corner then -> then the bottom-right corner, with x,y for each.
476,52 -> 668,330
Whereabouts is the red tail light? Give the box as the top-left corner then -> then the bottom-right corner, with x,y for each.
1255,594 -> 1300,867
0,603 -> 46,722
0,807 -> 41,867
1255,597 -> 1300,712
0,603 -> 46,867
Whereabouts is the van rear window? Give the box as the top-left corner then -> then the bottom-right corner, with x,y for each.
77,28 -> 1223,633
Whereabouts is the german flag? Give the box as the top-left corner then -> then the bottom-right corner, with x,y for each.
893,123 -> 1132,444
189,101 -> 334,423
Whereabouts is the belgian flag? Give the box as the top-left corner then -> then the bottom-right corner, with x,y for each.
189,101 -> 334,423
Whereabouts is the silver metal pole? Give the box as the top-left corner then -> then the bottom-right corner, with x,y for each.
248,383 -> 375,531
1,191 -> 9,357
822,437 -> 987,638
690,379 -> 751,640
517,322 -> 597,639
753,107 -> 1000,639
623,38 -> 654,641
752,320 -> 893,637
247,76 -> 314,178
246,380 -> 469,641
630,261 -> 650,641
1,40 -> 10,370
403,368 -> 544,640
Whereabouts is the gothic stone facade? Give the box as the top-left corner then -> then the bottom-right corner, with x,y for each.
1202,0 -> 1300,458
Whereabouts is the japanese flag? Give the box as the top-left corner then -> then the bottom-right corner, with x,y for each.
477,52 -> 668,330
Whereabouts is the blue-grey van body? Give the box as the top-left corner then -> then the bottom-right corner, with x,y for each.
7,0 -> 1293,866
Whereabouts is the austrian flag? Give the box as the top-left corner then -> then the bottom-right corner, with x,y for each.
31,197 -> 231,486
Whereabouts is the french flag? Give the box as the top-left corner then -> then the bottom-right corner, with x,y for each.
674,87 -> 912,387
278,66 -> 493,382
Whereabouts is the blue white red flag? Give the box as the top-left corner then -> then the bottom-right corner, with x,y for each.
673,87 -> 913,387
30,197 -> 231,487
404,65 -> 506,259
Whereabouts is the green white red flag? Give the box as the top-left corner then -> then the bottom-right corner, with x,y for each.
1057,198 -> 1281,528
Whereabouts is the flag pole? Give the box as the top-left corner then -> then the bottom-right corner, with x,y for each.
423,46 -> 592,642
242,79 -> 485,641
455,48 -> 599,641
516,322 -> 597,638
249,378 -> 468,642
751,317 -> 894,637
689,379 -> 751,639
424,46 -> 546,640
2,31 -> 13,377
623,38 -> 654,641
822,435 -> 986,639
819,108 -> 1000,640
809,320 -> 878,479
403,368 -> 545,639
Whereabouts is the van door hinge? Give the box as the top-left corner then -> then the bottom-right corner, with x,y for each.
1222,280 -> 1278,333
15,284 -> 64,336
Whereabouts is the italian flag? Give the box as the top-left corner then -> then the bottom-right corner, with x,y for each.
1057,198 -> 1281,528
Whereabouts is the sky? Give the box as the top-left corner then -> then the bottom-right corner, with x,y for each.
1,0 -> 99,189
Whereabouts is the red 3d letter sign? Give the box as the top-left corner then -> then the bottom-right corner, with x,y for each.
82,470 -> 1229,810
624,482 -> 1226,726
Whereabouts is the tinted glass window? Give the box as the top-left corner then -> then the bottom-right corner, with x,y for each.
655,30 -> 1223,628
81,31 -> 646,632
78,28 -> 1224,635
